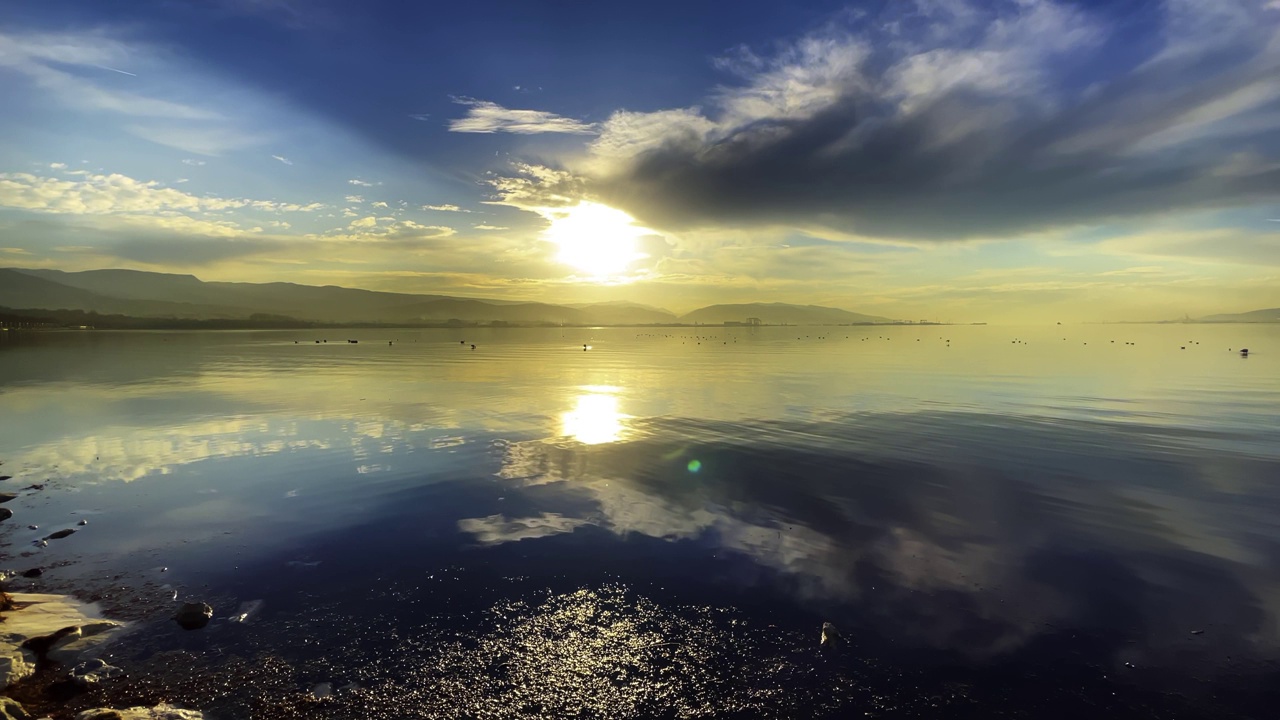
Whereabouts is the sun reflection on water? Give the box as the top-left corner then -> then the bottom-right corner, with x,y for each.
561,388 -> 629,445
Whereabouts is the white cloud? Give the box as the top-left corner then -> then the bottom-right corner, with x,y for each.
347,179 -> 379,187
473,224 -> 508,230
0,171 -> 325,216
345,195 -> 364,203
175,178 -> 189,184
371,201 -> 389,208
181,159 -> 206,166
271,154 -> 293,165
448,97 -> 598,134
48,162 -> 67,170
127,124 -> 267,156
423,203 -> 469,212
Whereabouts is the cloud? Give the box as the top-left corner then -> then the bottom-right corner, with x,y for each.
48,162 -> 67,170
424,204 -> 469,212
129,125 -> 268,156
348,179 -> 380,187
0,171 -> 325,216
473,224 -> 508,231
271,154 -> 293,165
371,201 -> 389,208
448,97 -> 598,134
182,159 -> 206,166
0,30 -> 222,121
345,195 -> 363,203
458,513 -> 589,545
491,0 -> 1280,243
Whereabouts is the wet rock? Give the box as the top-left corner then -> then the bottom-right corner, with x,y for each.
76,706 -> 204,720
48,622 -> 125,665
0,647 -> 36,691
1,593 -> 125,676
0,476 -> 10,482
46,529 -> 75,540
70,658 -> 123,688
20,568 -> 42,578
0,508 -> 12,522
78,519 -> 88,526
0,697 -> 35,720
820,621 -> 840,649
173,602 -> 213,630
26,525 -> 37,530
227,599 -> 263,624
0,494 -> 17,504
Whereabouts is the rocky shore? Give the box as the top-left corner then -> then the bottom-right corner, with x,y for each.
0,590 -> 204,720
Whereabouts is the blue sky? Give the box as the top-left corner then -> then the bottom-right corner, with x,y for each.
0,0 -> 1277,321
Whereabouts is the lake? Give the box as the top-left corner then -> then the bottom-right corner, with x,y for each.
1,324 -> 1277,718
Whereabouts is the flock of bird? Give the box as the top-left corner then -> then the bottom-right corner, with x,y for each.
291,333 -> 1253,356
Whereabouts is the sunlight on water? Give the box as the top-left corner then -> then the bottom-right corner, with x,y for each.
561,387 -> 629,445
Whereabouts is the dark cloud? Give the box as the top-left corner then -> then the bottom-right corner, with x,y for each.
576,1 -> 1280,241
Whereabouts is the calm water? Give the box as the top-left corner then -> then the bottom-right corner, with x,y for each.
1,325 -> 1278,718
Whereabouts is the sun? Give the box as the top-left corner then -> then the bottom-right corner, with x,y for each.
544,202 -> 648,277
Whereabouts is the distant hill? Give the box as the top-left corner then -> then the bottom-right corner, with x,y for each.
679,302 -> 894,325
1195,308 -> 1280,323
1,267 -> 893,326
567,301 -> 678,325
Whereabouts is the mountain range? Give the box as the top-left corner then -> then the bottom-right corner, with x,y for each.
1193,308 -> 1280,323
0,268 -> 896,326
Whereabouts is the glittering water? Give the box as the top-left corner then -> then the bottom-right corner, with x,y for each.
0,325 -> 1277,718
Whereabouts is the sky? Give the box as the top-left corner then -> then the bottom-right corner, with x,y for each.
0,0 -> 1278,322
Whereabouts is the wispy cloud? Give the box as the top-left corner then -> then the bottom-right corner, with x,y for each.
347,178 -> 380,187
271,154 -> 293,165
448,97 -> 598,135
345,195 -> 364,203
0,30 -> 221,120
473,224 -> 508,231
181,159 -> 206,166
424,203 -> 469,212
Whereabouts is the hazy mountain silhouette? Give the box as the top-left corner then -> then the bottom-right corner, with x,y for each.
679,302 -> 893,325
2,268 -> 894,326
1195,308 -> 1280,323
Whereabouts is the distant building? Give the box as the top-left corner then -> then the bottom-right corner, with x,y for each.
746,317 -> 762,326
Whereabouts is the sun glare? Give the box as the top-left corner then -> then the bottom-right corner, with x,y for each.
561,389 -> 628,445
544,202 -> 648,278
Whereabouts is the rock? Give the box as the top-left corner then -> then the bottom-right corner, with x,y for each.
0,508 -> 12,522
227,599 -> 263,624
0,697 -> 36,720
820,621 -> 840,649
76,706 -> 204,720
1,593 -> 125,676
0,647 -> 36,691
0,476 -> 11,482
70,658 -> 123,688
45,529 -> 75,540
173,603 -> 213,630
47,622 -> 125,666
26,525 -> 37,530
20,568 -> 42,579
0,494 -> 17,504
78,520 -> 88,526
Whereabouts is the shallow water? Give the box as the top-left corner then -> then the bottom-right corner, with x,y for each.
1,325 -> 1277,718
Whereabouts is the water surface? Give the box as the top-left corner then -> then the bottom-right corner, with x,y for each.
1,325 -> 1277,718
